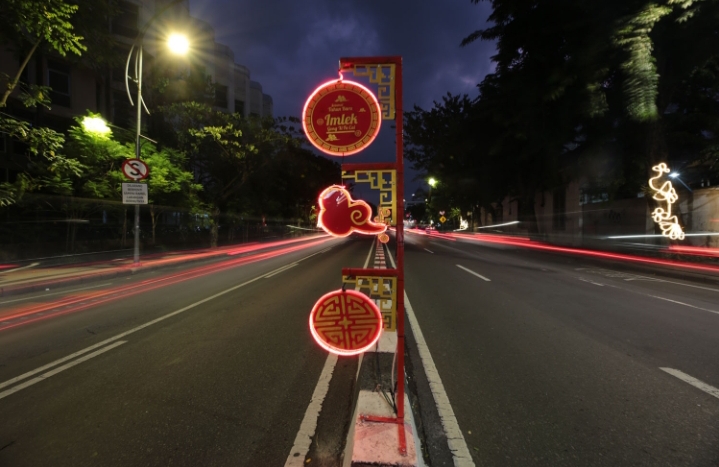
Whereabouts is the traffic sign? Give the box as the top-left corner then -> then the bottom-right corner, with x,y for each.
122,183 -> 148,205
309,289 -> 383,356
439,216 -> 447,223
122,159 -> 149,181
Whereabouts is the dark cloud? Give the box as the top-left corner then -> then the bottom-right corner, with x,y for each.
188,0 -> 496,196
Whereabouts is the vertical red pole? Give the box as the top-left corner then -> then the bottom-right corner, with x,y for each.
394,58 -> 405,424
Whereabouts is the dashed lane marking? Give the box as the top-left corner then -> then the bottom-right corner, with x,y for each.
456,264 -> 491,282
660,368 -> 719,400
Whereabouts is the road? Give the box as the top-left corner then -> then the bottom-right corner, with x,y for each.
403,231 -> 719,466
1,231 -> 718,466
0,236 -> 365,466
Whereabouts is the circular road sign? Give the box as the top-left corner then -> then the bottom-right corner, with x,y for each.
309,289 -> 383,356
122,159 -> 149,181
302,79 -> 381,157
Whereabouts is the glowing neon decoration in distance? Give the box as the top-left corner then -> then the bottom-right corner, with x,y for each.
649,163 -> 685,240
309,289 -> 383,356
302,78 -> 382,156
316,185 -> 387,238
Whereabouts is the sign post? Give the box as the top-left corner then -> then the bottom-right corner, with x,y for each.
121,158 -> 150,264
304,56 -> 407,456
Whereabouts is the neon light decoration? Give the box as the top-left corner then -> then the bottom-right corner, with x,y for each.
648,163 -> 685,240
317,185 -> 387,237
302,79 -> 382,156
309,289 -> 383,356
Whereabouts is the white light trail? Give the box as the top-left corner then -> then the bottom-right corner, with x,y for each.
476,220 -> 520,229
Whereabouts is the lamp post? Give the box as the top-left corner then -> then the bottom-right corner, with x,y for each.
124,4 -> 188,264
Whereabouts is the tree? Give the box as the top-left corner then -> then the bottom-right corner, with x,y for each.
140,143 -> 203,245
0,0 -> 86,107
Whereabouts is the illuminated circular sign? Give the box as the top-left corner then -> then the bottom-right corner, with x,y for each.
309,289 -> 383,356
302,79 -> 381,156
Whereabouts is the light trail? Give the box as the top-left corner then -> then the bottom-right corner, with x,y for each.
440,233 -> 719,274
0,238 -> 332,332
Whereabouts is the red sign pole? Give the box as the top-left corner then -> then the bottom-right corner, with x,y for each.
339,56 -> 406,454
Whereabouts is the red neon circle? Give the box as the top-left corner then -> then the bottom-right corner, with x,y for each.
302,79 -> 382,157
309,289 -> 383,356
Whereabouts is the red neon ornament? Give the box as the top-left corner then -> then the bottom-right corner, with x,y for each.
317,185 -> 387,237
309,289 -> 383,356
302,79 -> 381,156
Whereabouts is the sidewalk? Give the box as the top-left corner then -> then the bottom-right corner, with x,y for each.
0,236 -> 326,298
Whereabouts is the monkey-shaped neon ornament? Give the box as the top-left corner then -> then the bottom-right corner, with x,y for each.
317,185 -> 387,239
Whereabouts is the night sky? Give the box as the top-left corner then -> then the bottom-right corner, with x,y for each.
188,0 -> 496,198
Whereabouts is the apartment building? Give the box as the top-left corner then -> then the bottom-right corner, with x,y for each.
0,0 -> 273,129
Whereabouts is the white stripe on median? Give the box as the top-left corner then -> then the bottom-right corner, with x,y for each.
659,368 -> 719,400
456,264 -> 491,282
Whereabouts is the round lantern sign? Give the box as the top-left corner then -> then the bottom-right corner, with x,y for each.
309,289 -> 383,356
302,79 -> 382,156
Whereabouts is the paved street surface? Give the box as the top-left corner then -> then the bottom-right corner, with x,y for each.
403,231 -> 719,466
1,231 -> 718,466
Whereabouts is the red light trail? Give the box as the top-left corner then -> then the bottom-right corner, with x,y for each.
0,238 -> 332,332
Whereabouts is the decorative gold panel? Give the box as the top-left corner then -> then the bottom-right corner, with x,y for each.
349,64 -> 396,120
342,169 -> 396,226
343,274 -> 397,331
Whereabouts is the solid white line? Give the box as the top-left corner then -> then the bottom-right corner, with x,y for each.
405,292 -> 475,466
0,341 -> 127,400
649,295 -> 719,316
0,283 -> 113,305
264,263 -> 298,278
424,248 -> 434,254
284,354 -> 338,466
285,240 -> 374,466
659,367 -> 719,400
456,264 -> 491,282
0,262 -> 40,275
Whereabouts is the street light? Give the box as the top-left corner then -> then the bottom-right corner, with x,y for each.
124,7 -> 189,264
81,115 -> 111,135
669,172 -> 692,192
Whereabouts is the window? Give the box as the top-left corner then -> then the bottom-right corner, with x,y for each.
112,90 -> 132,127
553,188 -> 566,230
234,100 -> 245,115
214,85 -> 228,108
47,60 -> 71,108
112,1 -> 139,38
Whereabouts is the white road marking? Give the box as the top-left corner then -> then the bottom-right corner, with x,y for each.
0,262 -> 40,274
284,354 -> 338,466
456,264 -> 491,282
0,341 -> 127,400
264,263 -> 298,278
659,368 -> 719,400
578,277 -> 604,287
424,248 -> 434,254
578,268 -> 719,293
285,240 -> 374,466
0,283 -> 113,305
649,295 -> 719,316
0,245 -> 331,393
405,292 -> 475,466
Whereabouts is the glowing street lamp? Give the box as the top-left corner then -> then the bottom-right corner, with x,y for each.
428,177 -> 437,188
81,116 -> 111,136
167,33 -> 189,55
123,4 -> 190,265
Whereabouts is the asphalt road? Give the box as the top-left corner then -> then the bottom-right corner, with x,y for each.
0,235 -> 368,467
402,231 -> 719,466
2,230 -> 719,467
